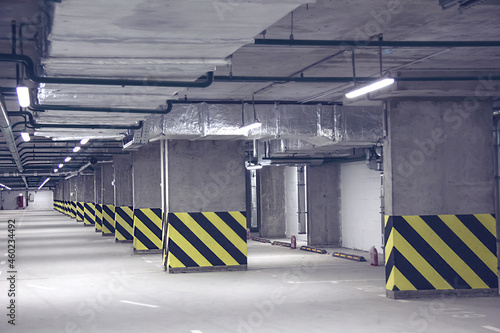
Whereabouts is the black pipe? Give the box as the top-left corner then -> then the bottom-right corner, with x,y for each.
254,38 -> 500,48
214,75 -> 374,83
171,100 -> 339,105
8,111 -> 143,130
0,53 -> 214,88
29,100 -> 173,114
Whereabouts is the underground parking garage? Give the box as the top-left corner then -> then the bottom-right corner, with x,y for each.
1,0 -> 500,332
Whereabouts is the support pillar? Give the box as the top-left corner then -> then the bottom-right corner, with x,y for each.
164,140 -> 247,273
384,98 -> 498,298
94,165 -> 103,232
113,154 -> 134,242
69,177 -> 78,220
307,162 -> 341,247
259,166 -> 287,239
101,163 -> 115,236
132,142 -> 162,253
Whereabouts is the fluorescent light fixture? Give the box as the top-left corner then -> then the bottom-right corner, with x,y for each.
53,168 -> 58,173
38,177 -> 50,190
73,146 -> 81,153
64,157 -> 72,162
345,78 -> 395,99
80,138 -> 89,145
20,132 -> 30,142
16,86 -> 30,107
0,183 -> 11,190
240,122 -> 262,133
246,163 -> 263,170
58,163 -> 64,168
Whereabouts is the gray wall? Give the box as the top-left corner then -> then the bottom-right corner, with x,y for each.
133,142 -> 161,209
168,140 -> 246,212
259,166 -> 287,238
384,99 -> 495,215
69,178 -> 77,202
113,154 -> 133,206
307,162 -> 341,247
101,163 -> 114,205
64,179 -> 70,201
1,190 -> 27,210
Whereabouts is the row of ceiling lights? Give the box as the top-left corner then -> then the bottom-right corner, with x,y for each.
11,87 -> 92,189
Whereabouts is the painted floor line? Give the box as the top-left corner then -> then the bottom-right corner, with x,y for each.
120,300 -> 159,308
483,326 -> 500,332
26,284 -> 56,290
191,330 -> 203,333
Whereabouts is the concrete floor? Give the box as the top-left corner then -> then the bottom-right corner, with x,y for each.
0,210 -> 499,333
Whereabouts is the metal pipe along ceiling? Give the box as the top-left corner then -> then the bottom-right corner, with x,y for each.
0,92 -> 24,173
0,54 -> 214,88
30,100 -> 173,114
9,111 -> 143,130
254,39 -> 500,48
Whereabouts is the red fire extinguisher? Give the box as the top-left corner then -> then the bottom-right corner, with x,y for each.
246,228 -> 250,240
291,235 -> 296,249
17,195 -> 24,208
370,246 -> 378,266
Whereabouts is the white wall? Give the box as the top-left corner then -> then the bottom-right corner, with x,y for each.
27,191 -> 54,210
340,161 -> 382,252
0,191 -> 28,210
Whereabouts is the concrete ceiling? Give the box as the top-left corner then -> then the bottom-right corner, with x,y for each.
1,0 -> 500,188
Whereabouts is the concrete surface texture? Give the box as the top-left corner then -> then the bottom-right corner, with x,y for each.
133,142 -> 161,209
167,140 -> 246,213
1,210 -> 499,333
101,163 -> 114,206
113,155 -> 133,207
93,165 -> 102,205
259,166 -> 287,238
307,162 -> 341,247
384,99 -> 495,216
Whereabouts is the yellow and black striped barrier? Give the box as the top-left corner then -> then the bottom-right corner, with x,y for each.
300,246 -> 327,254
332,252 -> 366,262
165,211 -> 247,273
133,208 -> 163,253
71,201 -> 77,218
76,202 -> 84,222
251,237 -> 271,243
94,204 -> 103,232
83,202 -> 95,226
272,241 -> 292,248
102,204 -> 115,236
115,206 -> 134,242
385,214 -> 498,298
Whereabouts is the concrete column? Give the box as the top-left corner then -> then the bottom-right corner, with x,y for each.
113,154 -> 134,242
94,165 -> 102,205
133,142 -> 161,209
101,163 -> 115,236
114,154 -> 133,207
132,142 -> 162,252
259,166 -> 286,239
384,98 -> 497,298
165,140 -> 247,273
307,162 -> 341,247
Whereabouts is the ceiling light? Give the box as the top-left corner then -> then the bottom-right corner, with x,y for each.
38,177 -> 50,190
20,132 -> 30,142
58,163 -> 64,168
0,183 -> 11,190
240,122 -> 262,133
16,86 -> 31,107
345,78 -> 395,99
53,168 -> 59,173
64,156 -> 72,162
80,138 -> 89,145
73,146 -> 81,153
246,163 -> 263,170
